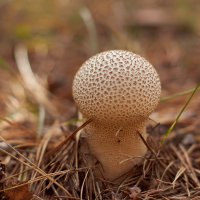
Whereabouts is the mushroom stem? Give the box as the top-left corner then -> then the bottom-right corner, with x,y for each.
84,120 -> 147,180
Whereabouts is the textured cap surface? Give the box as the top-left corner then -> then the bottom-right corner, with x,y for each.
73,50 -> 161,124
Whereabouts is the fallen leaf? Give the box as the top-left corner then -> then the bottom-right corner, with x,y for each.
5,184 -> 33,200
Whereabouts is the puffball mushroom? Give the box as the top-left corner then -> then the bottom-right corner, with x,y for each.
72,50 -> 161,180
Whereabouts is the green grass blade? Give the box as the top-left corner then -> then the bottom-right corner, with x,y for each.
162,82 -> 200,144
160,86 -> 200,102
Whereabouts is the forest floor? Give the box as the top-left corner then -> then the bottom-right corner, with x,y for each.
0,0 -> 200,199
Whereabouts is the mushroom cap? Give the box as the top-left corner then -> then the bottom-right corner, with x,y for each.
72,50 -> 161,124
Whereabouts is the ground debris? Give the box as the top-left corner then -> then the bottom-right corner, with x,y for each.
1,130 -> 200,199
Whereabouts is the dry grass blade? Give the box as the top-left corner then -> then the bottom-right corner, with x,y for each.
160,85 -> 200,102
31,122 -> 59,183
157,161 -> 174,189
80,169 -> 90,199
14,44 -> 58,116
172,167 -> 186,188
1,168 -> 87,192
47,118 -> 93,156
180,145 -> 200,187
0,135 -> 73,197
80,6 -> 99,54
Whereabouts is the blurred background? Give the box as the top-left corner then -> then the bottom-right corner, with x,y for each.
0,0 -> 200,134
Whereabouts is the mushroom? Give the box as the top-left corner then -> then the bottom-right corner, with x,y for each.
72,50 -> 161,180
